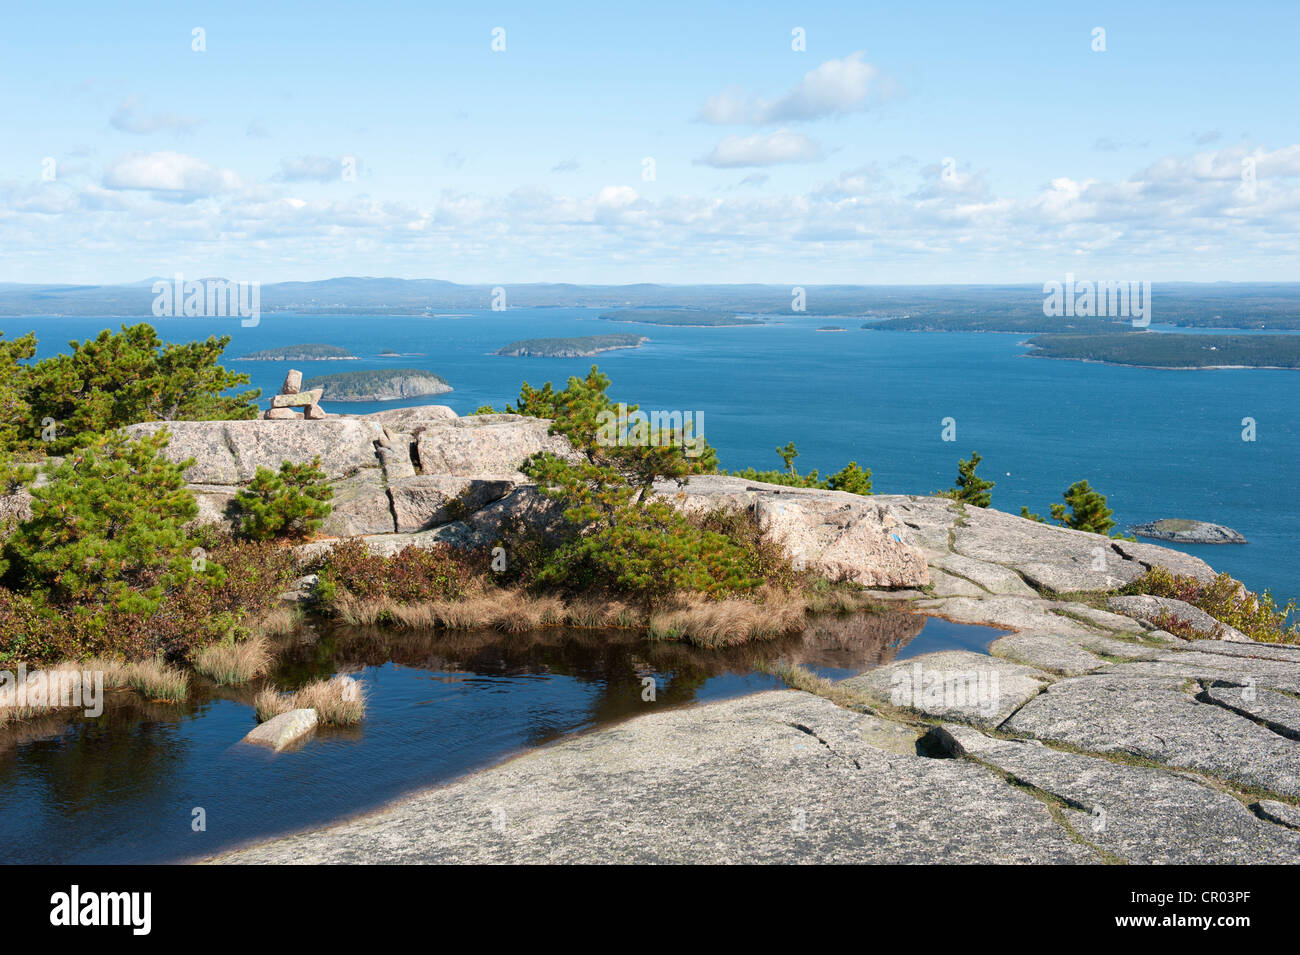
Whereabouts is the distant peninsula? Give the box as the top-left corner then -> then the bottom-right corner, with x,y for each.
1024,333 -> 1300,369
863,316 -> 1129,334
495,334 -> 649,357
302,368 -> 452,401
236,343 -> 357,361
599,309 -> 762,327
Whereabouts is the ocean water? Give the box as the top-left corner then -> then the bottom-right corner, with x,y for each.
4,308 -> 1296,603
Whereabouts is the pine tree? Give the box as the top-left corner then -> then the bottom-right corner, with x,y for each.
3,430 -> 205,610
231,457 -> 334,541
1050,479 -> 1118,536
949,451 -> 995,507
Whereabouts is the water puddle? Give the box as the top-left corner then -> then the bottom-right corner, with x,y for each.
0,612 -> 1003,863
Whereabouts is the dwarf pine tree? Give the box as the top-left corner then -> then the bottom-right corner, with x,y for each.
2,430 -> 206,611
948,451 -> 995,507
231,457 -> 334,541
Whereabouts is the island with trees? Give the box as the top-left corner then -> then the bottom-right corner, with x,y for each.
236,343 -> 358,361
301,368 -> 452,401
1024,332 -> 1300,369
599,309 -> 762,327
494,334 -> 649,357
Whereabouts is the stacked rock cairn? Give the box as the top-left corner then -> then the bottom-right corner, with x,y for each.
263,369 -> 327,420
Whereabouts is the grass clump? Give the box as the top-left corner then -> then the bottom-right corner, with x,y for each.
255,675 -> 366,726
124,658 -> 189,702
193,635 -> 271,685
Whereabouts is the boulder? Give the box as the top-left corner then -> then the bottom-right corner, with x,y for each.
415,417 -> 575,477
321,469 -> 394,536
125,418 -> 385,484
304,403 -> 327,420
282,369 -> 303,395
263,408 -> 298,420
388,475 -> 516,533
657,476 -> 930,589
242,708 -> 318,752
360,405 -> 458,431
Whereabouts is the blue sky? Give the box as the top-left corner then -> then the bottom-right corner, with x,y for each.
2,1 -> 1298,284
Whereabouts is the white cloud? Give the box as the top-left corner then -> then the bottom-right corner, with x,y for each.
699,53 -> 887,124
696,130 -> 823,168
102,151 -> 242,196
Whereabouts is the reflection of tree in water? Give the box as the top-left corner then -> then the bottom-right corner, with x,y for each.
277,610 -> 927,746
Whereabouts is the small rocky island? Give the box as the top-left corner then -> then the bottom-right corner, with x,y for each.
495,334 -> 649,357
302,368 -> 452,402
1131,519 -> 1247,544
236,343 -> 358,361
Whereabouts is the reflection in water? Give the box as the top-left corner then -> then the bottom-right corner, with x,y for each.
0,611 -> 999,864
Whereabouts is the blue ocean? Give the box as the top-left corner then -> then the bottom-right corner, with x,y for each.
5,308 -> 1296,604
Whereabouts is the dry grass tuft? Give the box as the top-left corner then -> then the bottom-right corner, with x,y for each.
253,605 -> 302,637
194,635 -> 272,686
255,675 -> 367,726
649,590 -> 806,648
125,658 -> 189,702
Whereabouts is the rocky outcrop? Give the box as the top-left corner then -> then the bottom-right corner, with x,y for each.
209,689 -> 1300,864
1131,518 -> 1247,544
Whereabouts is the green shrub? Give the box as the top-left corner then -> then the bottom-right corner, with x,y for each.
2,430 -> 205,611
230,457 -> 333,541
1122,566 -> 1299,644
729,442 -> 872,496
316,538 -> 473,604
535,499 -> 763,604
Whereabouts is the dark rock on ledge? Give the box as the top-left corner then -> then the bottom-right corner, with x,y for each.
1131,519 -> 1246,544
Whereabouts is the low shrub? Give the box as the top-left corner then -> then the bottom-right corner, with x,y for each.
1122,566 -> 1298,644
316,539 -> 473,605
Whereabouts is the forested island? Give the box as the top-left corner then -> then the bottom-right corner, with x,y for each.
599,309 -> 762,327
863,315 -> 1130,333
236,343 -> 358,360
495,334 -> 649,357
302,368 -> 452,400
1024,333 -> 1300,368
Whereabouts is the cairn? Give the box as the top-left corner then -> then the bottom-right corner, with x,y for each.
263,369 -> 327,420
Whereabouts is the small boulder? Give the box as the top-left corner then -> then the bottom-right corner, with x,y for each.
242,708 -> 318,752
304,403 -> 327,420
264,407 -> 297,420
282,369 -> 303,395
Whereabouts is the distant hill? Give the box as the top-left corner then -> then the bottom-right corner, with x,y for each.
495,334 -> 649,357
236,343 -> 356,360
0,279 -> 1298,328
598,309 -> 761,326
303,368 -> 452,401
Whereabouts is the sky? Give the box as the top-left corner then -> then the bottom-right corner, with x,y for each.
1,0 -> 1298,285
